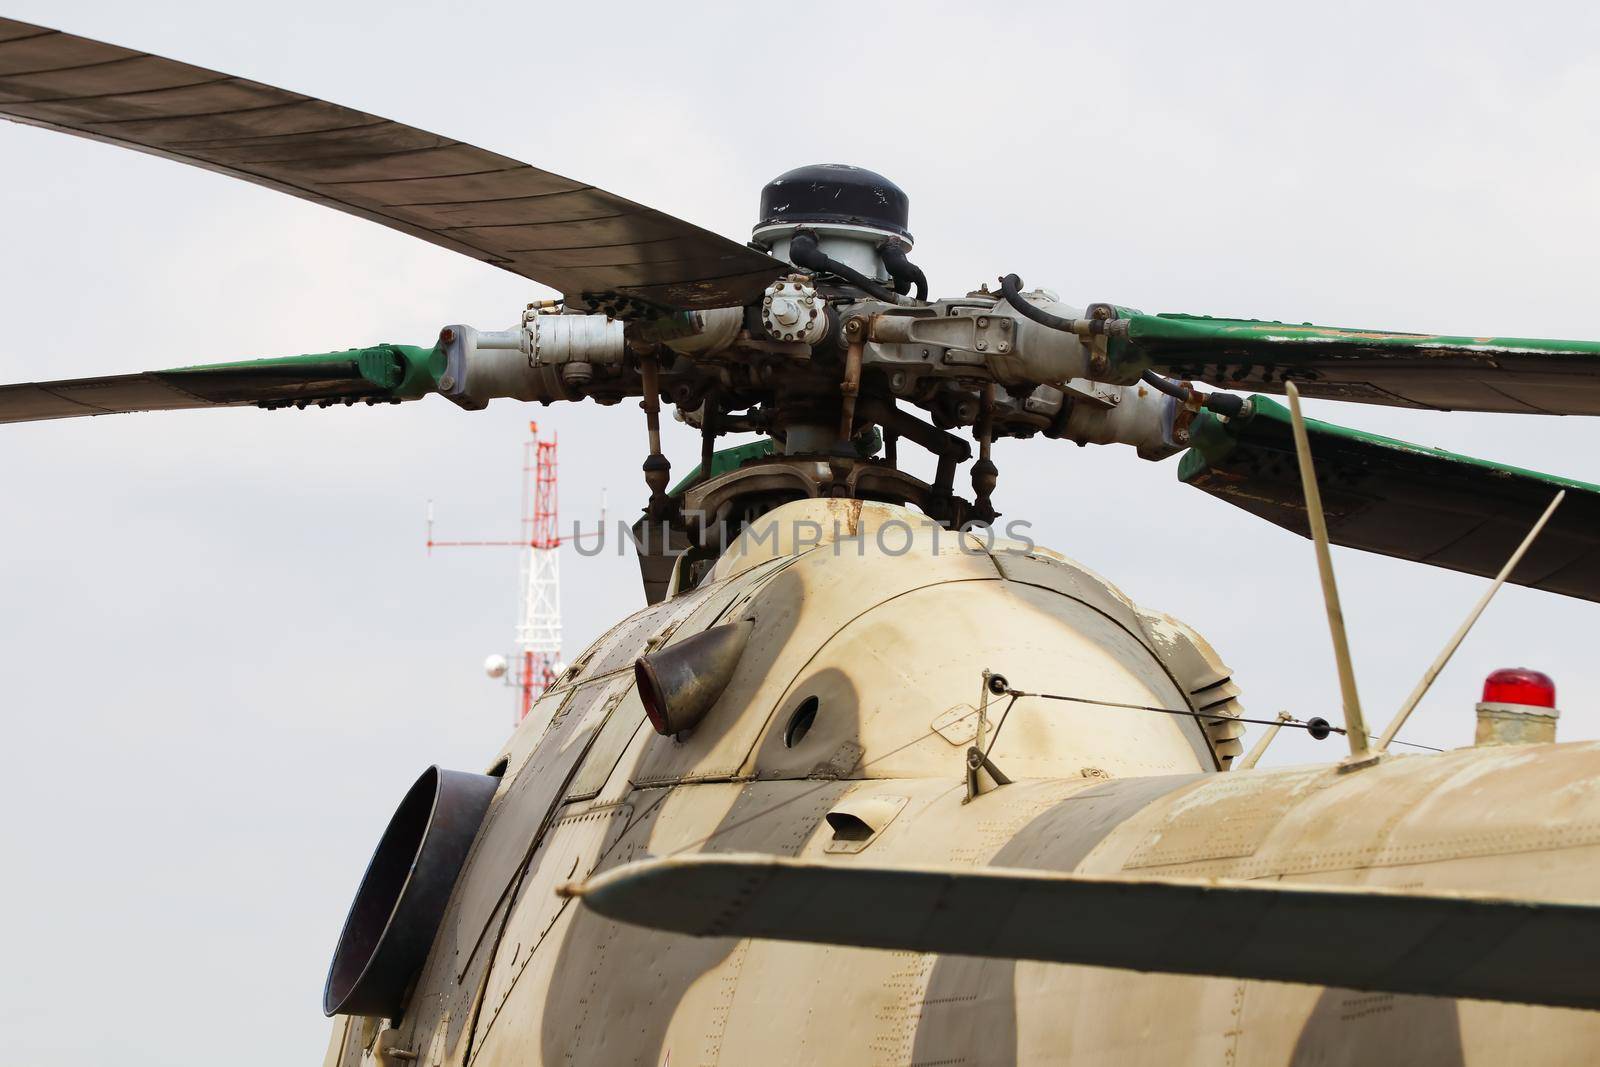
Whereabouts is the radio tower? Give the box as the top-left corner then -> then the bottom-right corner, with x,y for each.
427,422 -> 601,724
517,423 -> 562,722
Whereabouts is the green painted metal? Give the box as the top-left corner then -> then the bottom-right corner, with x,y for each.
0,341 -> 446,424
1179,396 -> 1600,602
668,428 -> 886,496
1103,303 -> 1150,382
1128,313 -> 1600,415
161,343 -> 441,401
1177,401 -> 1245,478
386,344 -> 444,399
670,439 -> 777,495
1181,397 -> 1600,490
1132,314 -> 1600,358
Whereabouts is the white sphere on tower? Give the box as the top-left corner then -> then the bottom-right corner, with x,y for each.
483,653 -> 509,679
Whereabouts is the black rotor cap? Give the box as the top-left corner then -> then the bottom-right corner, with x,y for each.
757,163 -> 911,242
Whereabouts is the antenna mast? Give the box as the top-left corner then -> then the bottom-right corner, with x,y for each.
517,423 -> 563,722
427,422 -> 603,725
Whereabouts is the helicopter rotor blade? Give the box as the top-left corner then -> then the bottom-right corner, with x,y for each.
1179,395 -> 1600,601
0,19 -> 786,313
1125,313 -> 1600,415
0,344 -> 438,423
568,852 -> 1600,1012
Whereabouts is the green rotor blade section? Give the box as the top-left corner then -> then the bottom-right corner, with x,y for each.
1128,313 -> 1600,415
1179,396 -> 1600,602
0,343 -> 440,424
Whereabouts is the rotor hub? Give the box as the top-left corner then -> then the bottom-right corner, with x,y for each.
754,163 -> 912,242
753,164 -> 912,284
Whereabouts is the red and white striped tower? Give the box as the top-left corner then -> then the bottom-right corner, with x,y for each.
516,422 -> 563,721
428,422 -> 601,725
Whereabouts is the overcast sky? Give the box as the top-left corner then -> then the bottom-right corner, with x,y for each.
5,2 -> 1600,1063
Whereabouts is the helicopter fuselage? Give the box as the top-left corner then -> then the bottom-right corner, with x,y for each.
323,499 -> 1600,1066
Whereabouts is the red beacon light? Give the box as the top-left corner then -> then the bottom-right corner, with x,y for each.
1482,667 -> 1557,709
1476,667 -> 1559,747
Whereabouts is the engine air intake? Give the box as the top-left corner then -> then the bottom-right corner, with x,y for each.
323,766 -> 498,1018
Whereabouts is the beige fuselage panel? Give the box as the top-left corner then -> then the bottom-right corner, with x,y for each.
326,500 -> 1600,1066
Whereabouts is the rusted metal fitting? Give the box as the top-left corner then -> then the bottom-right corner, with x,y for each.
1087,336 -> 1110,377
1169,379 -> 1203,445
1086,303 -> 1116,334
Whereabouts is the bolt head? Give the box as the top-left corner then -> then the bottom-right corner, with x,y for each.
771,297 -> 802,327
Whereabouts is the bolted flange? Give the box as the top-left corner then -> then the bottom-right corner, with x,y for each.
762,275 -> 829,345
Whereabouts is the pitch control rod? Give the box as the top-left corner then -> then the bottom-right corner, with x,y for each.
638,353 -> 672,518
